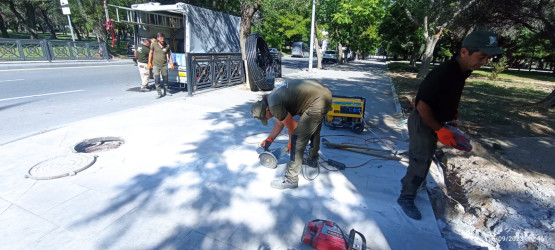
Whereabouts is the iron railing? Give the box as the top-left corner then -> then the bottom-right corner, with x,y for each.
0,39 -> 109,61
186,53 -> 245,96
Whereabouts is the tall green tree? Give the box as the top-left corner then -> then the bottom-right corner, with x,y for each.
347,0 -> 386,59
379,2 -> 423,64
398,0 -> 478,78
258,0 -> 311,50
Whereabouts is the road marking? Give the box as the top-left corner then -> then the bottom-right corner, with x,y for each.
0,64 -> 131,72
0,90 -> 85,102
0,79 -> 25,83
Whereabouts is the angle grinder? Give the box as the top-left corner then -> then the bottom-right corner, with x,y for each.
258,147 -> 287,169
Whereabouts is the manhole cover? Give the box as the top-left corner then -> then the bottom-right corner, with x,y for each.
26,154 -> 97,180
74,137 -> 125,153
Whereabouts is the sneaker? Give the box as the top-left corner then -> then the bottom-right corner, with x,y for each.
303,154 -> 318,168
397,197 -> 422,220
156,91 -> 163,99
165,88 -> 172,96
270,177 -> 298,189
140,87 -> 150,92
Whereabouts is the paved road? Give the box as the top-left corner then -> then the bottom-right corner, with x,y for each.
0,56 -> 319,145
0,64 -> 183,145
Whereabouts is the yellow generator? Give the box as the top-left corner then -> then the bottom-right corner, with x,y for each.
325,95 -> 366,133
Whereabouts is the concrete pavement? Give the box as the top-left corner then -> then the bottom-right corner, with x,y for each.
0,59 -> 448,249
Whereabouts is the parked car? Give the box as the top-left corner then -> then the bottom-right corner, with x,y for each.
268,48 -> 282,77
291,42 -> 309,58
269,48 -> 281,60
322,50 -> 337,63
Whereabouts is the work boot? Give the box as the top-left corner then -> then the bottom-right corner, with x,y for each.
156,89 -> 163,99
164,86 -> 172,96
270,177 -> 298,189
303,154 -> 319,168
397,197 -> 422,220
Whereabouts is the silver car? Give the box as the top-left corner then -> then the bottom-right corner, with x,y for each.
322,50 -> 337,63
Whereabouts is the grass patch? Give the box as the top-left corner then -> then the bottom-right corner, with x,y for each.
388,65 -> 555,137
473,69 -> 554,82
387,62 -> 411,72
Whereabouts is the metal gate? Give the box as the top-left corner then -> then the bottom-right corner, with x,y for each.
186,53 -> 245,96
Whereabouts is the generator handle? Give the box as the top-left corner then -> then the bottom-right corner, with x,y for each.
332,95 -> 365,100
347,229 -> 367,250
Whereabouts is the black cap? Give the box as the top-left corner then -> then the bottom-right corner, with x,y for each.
462,30 -> 504,55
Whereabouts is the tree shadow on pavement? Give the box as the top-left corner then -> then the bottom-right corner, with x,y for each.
69,60 -> 457,249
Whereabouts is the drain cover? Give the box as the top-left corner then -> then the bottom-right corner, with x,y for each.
26,154 -> 97,180
74,137 -> 125,153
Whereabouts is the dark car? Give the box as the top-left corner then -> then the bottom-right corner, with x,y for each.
268,48 -> 282,78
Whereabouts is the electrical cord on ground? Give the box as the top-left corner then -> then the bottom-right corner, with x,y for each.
245,33 -> 274,91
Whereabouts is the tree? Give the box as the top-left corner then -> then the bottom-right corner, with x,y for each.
399,0 -> 478,78
0,13 -> 9,38
257,0 -> 311,50
538,89 -> 555,108
379,2 -> 423,64
37,1 -> 59,39
347,0 -> 386,60
4,0 -> 39,39
238,0 -> 263,87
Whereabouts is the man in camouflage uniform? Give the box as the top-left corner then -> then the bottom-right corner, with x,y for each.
148,32 -> 174,99
251,79 -> 332,189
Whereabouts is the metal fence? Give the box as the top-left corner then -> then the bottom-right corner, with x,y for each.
186,53 -> 245,96
0,39 -> 109,61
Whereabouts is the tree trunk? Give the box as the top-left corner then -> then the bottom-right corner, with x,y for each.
0,14 -> 9,38
239,2 -> 261,87
71,21 -> 83,41
239,5 -> 259,61
7,0 -> 38,39
314,22 -> 322,69
409,48 -> 419,67
39,8 -> 57,39
417,32 -> 442,78
538,89 -> 555,108
314,34 -> 322,69
337,43 -> 343,64
23,1 -> 38,38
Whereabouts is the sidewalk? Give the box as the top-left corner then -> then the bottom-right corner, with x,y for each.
0,60 -> 448,249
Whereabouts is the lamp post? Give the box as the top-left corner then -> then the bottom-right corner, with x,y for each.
60,0 -> 75,42
308,0 -> 316,71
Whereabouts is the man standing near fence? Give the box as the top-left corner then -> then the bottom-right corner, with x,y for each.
148,32 -> 175,99
134,38 -> 151,92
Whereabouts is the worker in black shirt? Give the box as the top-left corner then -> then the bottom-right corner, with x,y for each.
398,30 -> 504,220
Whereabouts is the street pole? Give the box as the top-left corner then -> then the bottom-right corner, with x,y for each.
308,0 -> 316,71
67,15 -> 75,42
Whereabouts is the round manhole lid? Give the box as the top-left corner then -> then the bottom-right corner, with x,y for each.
26,154 -> 97,180
74,137 -> 125,153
